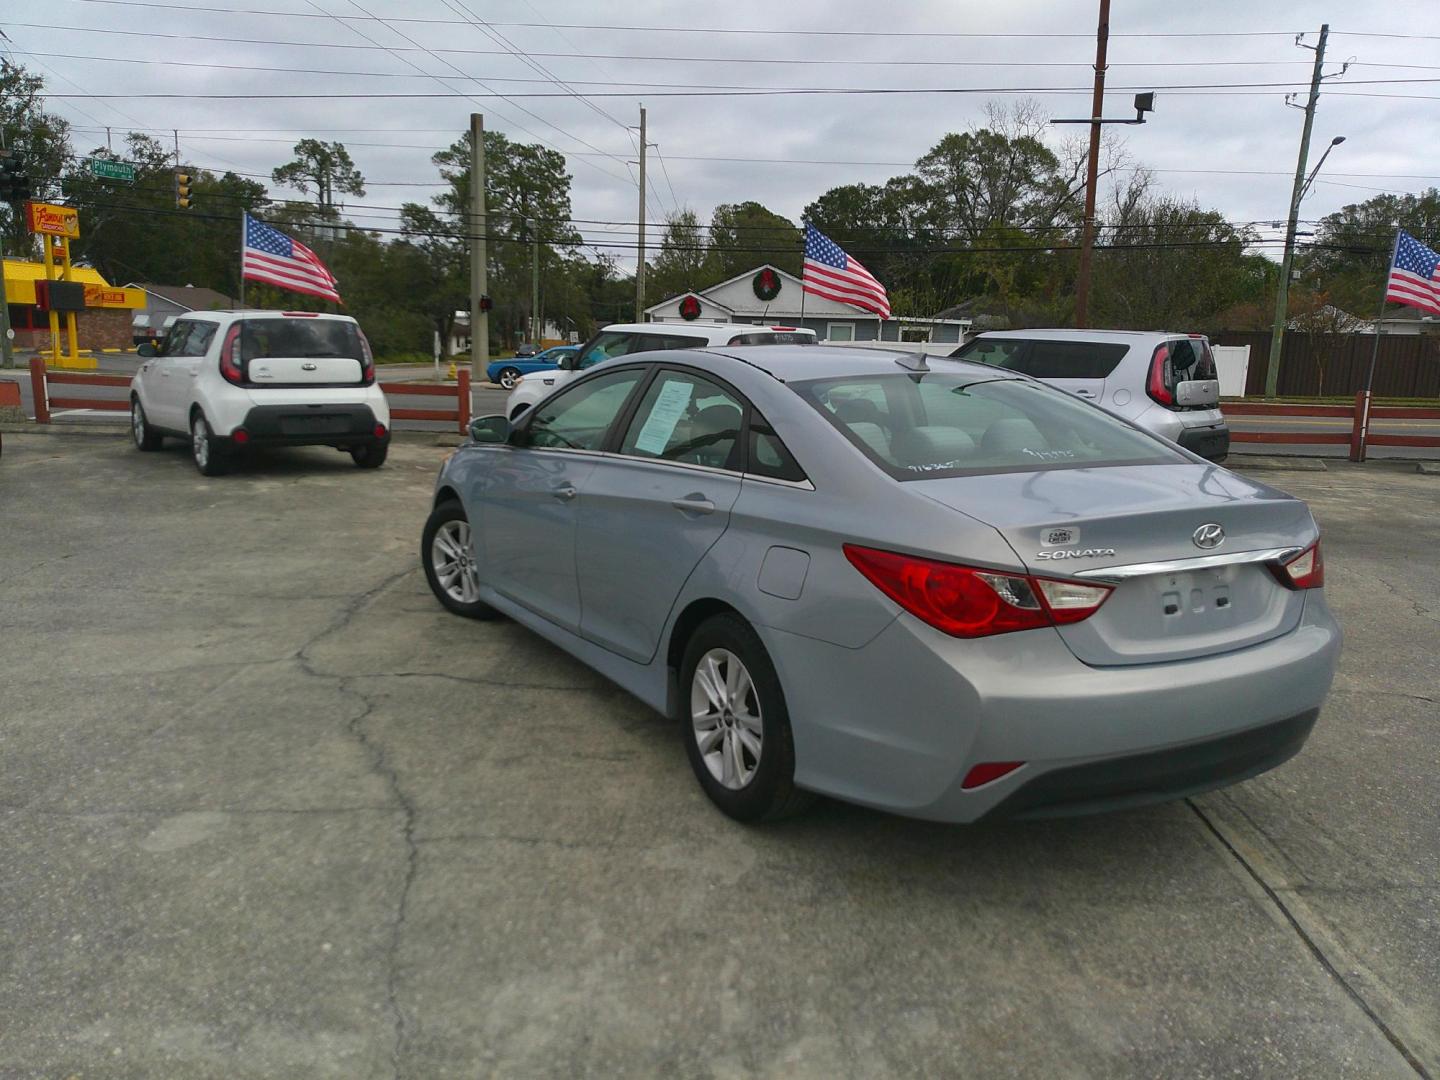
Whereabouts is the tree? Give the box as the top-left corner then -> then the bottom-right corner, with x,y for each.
271,140 -> 365,221
0,61 -> 72,256
647,209 -> 708,300
64,133 -> 268,295
401,128 -> 583,352
705,201 -> 802,280
1289,289 -> 1366,396
1303,188 -> 1440,315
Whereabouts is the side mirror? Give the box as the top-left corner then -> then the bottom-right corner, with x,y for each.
137,342 -> 157,358
467,414 -> 510,444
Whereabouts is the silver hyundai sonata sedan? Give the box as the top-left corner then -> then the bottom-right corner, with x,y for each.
421,346 -> 1340,824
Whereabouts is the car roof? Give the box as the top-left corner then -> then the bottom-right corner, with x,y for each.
181,309 -> 357,324
697,344 -> 1011,384
598,321 -> 817,344
973,328 -> 1197,342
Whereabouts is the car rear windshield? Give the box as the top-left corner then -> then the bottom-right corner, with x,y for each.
726,331 -> 816,346
793,372 -> 1181,480
953,337 -> 1130,379
239,318 -> 363,361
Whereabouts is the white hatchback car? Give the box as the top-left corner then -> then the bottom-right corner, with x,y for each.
505,322 -> 816,419
951,330 -> 1230,461
129,310 -> 390,475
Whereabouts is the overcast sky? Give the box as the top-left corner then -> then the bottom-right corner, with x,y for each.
6,0 -> 1439,272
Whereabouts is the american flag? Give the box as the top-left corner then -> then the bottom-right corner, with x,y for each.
1384,230 -> 1440,317
242,212 -> 342,304
802,224 -> 890,319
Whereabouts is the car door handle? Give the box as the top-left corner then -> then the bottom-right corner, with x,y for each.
1075,389 -> 1096,398
551,484 -> 577,501
671,495 -> 716,516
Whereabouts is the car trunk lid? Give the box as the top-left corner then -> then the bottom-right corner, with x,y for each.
238,316 -> 368,388
910,464 -> 1314,666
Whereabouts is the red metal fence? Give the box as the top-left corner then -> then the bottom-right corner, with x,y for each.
1227,390 -> 1440,461
28,359 -> 472,435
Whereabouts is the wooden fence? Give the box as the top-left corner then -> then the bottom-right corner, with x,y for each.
1210,330 -> 1440,399
1226,391 -> 1440,461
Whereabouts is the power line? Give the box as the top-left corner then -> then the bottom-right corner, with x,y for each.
39,2 -> 1312,39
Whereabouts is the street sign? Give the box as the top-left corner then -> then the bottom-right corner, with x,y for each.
89,158 -> 135,182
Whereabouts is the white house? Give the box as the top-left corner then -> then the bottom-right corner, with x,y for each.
644,265 -> 970,345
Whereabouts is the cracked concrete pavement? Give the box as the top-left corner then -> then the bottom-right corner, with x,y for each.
1,435 -> 1436,1078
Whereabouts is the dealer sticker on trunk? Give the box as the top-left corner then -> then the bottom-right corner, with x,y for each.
1041,527 -> 1079,547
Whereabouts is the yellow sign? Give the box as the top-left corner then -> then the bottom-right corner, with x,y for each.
24,201 -> 80,239
82,284 -> 146,309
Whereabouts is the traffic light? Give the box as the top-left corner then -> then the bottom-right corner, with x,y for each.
0,152 -> 33,202
174,169 -> 192,209
478,294 -> 493,312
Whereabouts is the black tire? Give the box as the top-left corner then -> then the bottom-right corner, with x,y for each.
351,440 -> 389,468
189,410 -> 227,476
679,613 -> 812,823
421,500 -> 500,619
496,366 -> 522,390
131,397 -> 163,451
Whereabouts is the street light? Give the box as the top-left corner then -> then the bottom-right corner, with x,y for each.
1298,136 -> 1346,202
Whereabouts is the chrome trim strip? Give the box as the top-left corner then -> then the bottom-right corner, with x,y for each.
522,446 -> 814,489
1072,546 -> 1303,584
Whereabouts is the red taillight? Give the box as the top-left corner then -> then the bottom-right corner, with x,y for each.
1146,342 -> 1174,407
219,324 -> 244,385
962,762 -> 1025,789
843,545 -> 1113,639
358,329 -> 375,386
1272,540 -> 1324,590
282,311 -> 319,317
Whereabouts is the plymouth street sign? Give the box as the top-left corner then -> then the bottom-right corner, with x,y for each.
89,159 -> 136,182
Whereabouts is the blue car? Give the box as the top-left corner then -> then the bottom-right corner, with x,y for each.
486,345 -> 579,390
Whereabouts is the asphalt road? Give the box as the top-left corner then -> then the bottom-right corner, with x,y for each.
1,435 -> 1436,1077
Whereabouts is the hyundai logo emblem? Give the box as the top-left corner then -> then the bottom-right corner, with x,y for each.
301,362 -> 318,371
1192,523 -> 1225,549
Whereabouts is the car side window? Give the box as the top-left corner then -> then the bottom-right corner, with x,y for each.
748,410 -> 808,483
159,321 -> 193,357
619,370 -> 745,471
524,368 -> 646,451
631,333 -> 707,354
175,322 -> 217,357
575,331 -> 636,370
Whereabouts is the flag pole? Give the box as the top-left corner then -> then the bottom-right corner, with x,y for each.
1363,229 -> 1402,397
238,211 -> 246,310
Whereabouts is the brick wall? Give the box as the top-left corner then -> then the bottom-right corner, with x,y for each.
12,309 -> 134,351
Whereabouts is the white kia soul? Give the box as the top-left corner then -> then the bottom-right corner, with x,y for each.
129,310 -> 390,475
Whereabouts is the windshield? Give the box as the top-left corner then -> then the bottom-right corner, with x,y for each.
239,318 -> 363,360
793,372 -> 1181,479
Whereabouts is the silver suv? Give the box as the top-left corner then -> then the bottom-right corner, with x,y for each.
951,330 -> 1229,461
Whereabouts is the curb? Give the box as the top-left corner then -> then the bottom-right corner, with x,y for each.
1226,455 -> 1328,472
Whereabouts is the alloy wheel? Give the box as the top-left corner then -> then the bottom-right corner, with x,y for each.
431,519 -> 480,604
131,402 -> 145,446
192,416 -> 210,469
690,648 -> 763,790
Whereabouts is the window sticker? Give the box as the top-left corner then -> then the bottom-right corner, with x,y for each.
633,380 -> 694,455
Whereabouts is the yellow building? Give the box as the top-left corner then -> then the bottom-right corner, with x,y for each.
3,258 -> 146,352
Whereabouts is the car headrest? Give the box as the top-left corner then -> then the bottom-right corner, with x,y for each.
890,425 -> 977,468
981,417 -> 1048,454
834,398 -> 886,427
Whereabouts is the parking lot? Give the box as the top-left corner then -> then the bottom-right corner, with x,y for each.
2,432 -> 1436,1078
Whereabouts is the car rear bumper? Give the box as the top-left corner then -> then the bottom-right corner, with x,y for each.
1177,422 -> 1231,461
766,591 -> 1339,824
977,708 -> 1317,820
232,403 -> 386,447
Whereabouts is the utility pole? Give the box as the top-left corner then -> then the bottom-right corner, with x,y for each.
469,113 -> 488,382
1266,23 -> 1329,398
0,131 -> 12,370
1072,0 -> 1110,329
635,105 -> 647,322
528,217 -> 540,345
